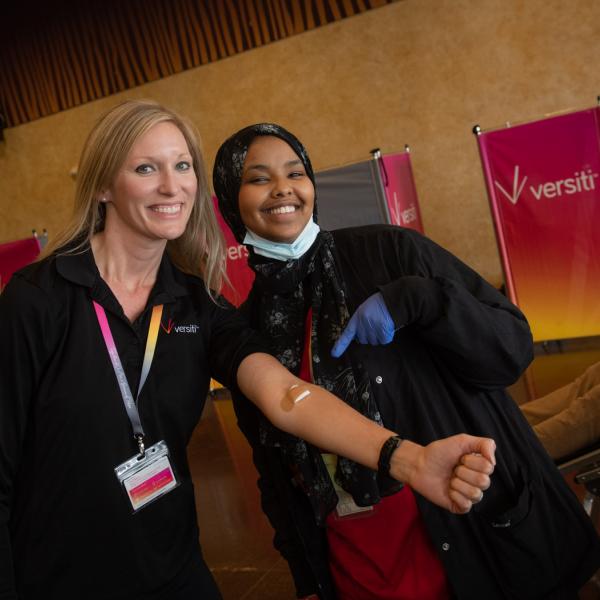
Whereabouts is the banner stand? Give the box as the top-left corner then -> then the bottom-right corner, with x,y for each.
473,124 -> 518,304
369,148 -> 393,224
474,107 -> 600,408
32,228 -> 48,249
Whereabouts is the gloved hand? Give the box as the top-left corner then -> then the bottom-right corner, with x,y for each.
331,292 -> 395,358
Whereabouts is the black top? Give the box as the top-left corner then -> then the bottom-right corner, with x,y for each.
235,225 -> 600,600
0,248 -> 265,599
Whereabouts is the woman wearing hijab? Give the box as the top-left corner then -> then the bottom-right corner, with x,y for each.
213,123 -> 600,600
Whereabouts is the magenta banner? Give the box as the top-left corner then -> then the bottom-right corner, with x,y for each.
213,197 -> 254,307
477,107 -> 600,341
382,152 -> 424,233
0,236 -> 41,293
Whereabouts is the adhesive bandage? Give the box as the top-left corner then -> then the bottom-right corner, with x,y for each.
287,383 -> 312,404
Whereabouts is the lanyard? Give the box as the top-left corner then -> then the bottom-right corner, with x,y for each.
93,301 -> 163,456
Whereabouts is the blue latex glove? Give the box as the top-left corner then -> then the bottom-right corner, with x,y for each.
331,292 -> 395,358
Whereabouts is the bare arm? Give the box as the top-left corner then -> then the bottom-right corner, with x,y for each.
237,353 -> 495,514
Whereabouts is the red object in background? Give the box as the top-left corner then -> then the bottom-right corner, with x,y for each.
0,236 -> 41,293
477,107 -> 600,341
213,198 -> 255,307
381,152 -> 424,233
211,200 -> 255,390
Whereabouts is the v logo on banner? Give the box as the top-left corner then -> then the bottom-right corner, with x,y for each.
494,165 -> 528,205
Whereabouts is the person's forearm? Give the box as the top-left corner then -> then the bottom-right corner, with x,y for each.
237,353 -> 393,471
237,353 -> 496,514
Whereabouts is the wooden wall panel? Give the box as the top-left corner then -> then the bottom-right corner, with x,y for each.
0,0 -> 396,127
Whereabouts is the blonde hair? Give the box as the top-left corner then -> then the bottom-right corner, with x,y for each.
44,99 -> 226,295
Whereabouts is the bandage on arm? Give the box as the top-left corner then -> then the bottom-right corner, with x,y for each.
285,383 -> 311,406
237,353 -> 394,470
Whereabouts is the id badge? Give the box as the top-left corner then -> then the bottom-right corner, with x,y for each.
322,453 -> 374,520
115,440 -> 179,512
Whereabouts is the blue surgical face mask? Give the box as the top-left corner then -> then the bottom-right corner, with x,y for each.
243,217 -> 320,261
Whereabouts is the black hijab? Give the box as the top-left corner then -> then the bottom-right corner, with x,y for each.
213,124 -> 401,524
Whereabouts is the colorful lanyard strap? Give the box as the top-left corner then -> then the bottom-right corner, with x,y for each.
93,301 -> 163,456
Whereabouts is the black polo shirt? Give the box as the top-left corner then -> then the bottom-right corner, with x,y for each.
0,248 -> 265,599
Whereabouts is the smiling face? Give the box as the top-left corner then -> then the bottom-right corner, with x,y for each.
238,135 -> 315,244
102,121 -> 198,246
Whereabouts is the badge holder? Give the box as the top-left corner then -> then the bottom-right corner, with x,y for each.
115,439 -> 179,513
94,302 -> 179,513
322,453 -> 377,521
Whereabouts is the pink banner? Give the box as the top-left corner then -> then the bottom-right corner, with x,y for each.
0,236 -> 41,293
213,198 -> 254,307
477,107 -> 600,341
381,152 -> 424,233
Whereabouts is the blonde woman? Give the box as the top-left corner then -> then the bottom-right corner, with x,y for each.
0,101 -> 495,600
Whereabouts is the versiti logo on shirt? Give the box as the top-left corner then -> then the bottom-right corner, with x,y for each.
161,318 -> 199,334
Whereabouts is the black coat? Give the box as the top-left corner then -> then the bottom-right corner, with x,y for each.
234,225 -> 600,599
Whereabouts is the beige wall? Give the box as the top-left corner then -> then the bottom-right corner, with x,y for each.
2,0 -> 600,285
